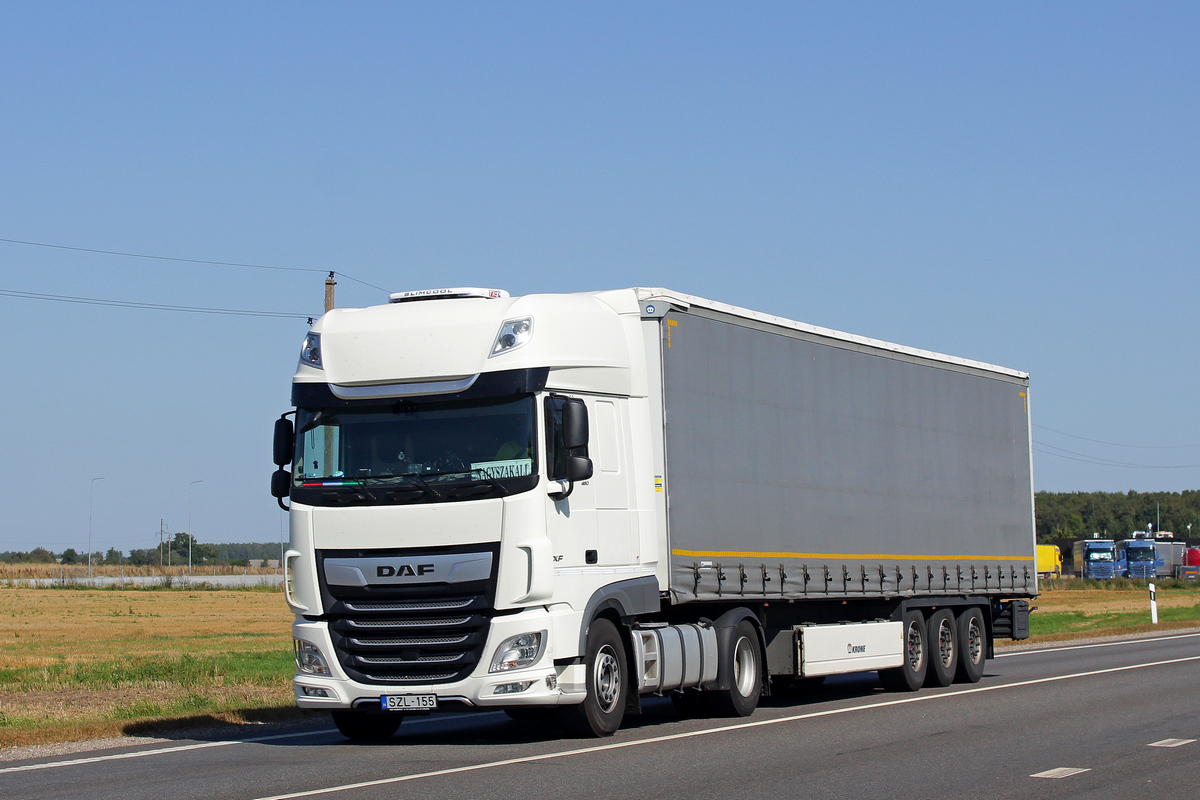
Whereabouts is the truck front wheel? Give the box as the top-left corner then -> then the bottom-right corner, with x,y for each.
560,618 -> 626,737
330,709 -> 402,741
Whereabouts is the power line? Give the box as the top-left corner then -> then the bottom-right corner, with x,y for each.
0,236 -> 392,294
1033,423 -> 1200,450
0,288 -> 314,320
1033,441 -> 1200,469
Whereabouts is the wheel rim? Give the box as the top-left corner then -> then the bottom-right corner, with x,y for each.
937,618 -> 954,668
593,644 -> 621,713
732,636 -> 758,697
906,620 -> 924,671
966,617 -> 983,665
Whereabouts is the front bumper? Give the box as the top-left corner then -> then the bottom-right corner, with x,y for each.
292,607 -> 588,710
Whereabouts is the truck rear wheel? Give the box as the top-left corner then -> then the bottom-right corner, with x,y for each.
560,618 -> 626,737
954,607 -> 986,683
879,610 -> 927,691
706,618 -> 763,717
924,608 -> 956,687
330,709 -> 402,741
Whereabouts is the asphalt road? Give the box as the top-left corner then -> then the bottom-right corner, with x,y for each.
4,631 -> 1198,800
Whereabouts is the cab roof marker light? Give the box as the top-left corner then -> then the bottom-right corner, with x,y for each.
490,317 -> 533,358
300,333 -> 322,369
390,287 -> 509,303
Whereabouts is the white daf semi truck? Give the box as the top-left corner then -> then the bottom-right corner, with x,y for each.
270,287 -> 1035,740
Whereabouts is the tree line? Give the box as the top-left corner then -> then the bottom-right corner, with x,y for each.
1035,490 -> 1200,543
0,537 -> 285,566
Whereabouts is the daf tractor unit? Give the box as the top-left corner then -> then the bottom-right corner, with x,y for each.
269,287 -> 1036,741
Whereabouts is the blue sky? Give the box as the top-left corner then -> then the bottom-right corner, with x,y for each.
2,2 -> 1198,553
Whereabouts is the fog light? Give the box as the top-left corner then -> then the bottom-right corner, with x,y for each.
493,681 -> 535,695
294,639 -> 331,676
301,686 -> 329,698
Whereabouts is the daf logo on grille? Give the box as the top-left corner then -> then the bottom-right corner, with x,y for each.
377,564 -> 435,577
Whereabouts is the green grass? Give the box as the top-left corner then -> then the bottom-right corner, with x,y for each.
2,650 -> 293,694
1029,602 -> 1200,637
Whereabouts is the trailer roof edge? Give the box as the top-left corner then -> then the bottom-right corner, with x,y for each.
634,287 -> 1029,381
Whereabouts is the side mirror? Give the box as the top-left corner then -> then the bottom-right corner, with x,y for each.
561,398 -> 588,450
273,417 -> 294,466
564,455 -> 593,482
271,468 -> 291,499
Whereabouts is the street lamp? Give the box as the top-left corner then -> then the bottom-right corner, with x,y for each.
188,480 -> 203,574
88,477 -> 105,579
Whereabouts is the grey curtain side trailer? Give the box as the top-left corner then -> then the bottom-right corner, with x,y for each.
637,295 -> 1035,684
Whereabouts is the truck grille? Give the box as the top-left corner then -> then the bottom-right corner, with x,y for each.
318,547 -> 497,687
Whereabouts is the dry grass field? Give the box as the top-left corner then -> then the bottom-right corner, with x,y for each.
0,563 -> 282,580
0,586 -> 296,748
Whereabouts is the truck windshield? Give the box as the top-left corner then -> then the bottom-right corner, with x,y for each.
1087,551 -> 1114,562
1126,549 -> 1154,562
291,395 -> 536,505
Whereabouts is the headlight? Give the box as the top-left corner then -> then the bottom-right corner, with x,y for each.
294,639 -> 331,676
489,631 -> 545,672
489,317 -> 533,358
300,333 -> 322,368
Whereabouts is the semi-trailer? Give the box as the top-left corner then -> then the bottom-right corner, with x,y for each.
1153,540 -> 1186,579
1073,538 -> 1117,579
269,287 -> 1036,741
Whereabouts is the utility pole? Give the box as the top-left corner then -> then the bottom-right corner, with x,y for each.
159,519 -> 165,568
325,271 -> 336,313
88,477 -> 105,579
189,480 -> 203,574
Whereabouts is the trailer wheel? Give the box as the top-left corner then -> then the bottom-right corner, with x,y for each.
924,609 -> 956,687
706,619 -> 763,717
559,618 -> 626,737
330,710 -> 402,741
954,607 -> 986,683
879,610 -> 927,691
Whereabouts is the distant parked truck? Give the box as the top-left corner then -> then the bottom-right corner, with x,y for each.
1154,540 -> 1186,579
1117,534 -> 1161,579
1036,544 -> 1062,579
1073,538 -> 1116,579
1180,548 -> 1200,581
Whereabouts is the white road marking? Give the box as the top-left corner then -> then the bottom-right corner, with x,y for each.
240,653 -> 1200,800
0,713 -> 508,775
1031,767 -> 1091,779
0,729 -> 336,775
1148,738 -> 1196,748
997,631 -> 1200,658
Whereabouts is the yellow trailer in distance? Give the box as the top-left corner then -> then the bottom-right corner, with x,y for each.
1037,544 -> 1063,578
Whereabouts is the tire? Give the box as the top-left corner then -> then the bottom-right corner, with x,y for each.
878,609 -> 927,692
559,618 -> 626,737
330,709 -> 402,741
705,619 -> 763,717
924,608 -> 956,687
954,607 -> 986,684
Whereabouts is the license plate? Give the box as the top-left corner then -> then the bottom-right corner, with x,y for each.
380,694 -> 438,711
